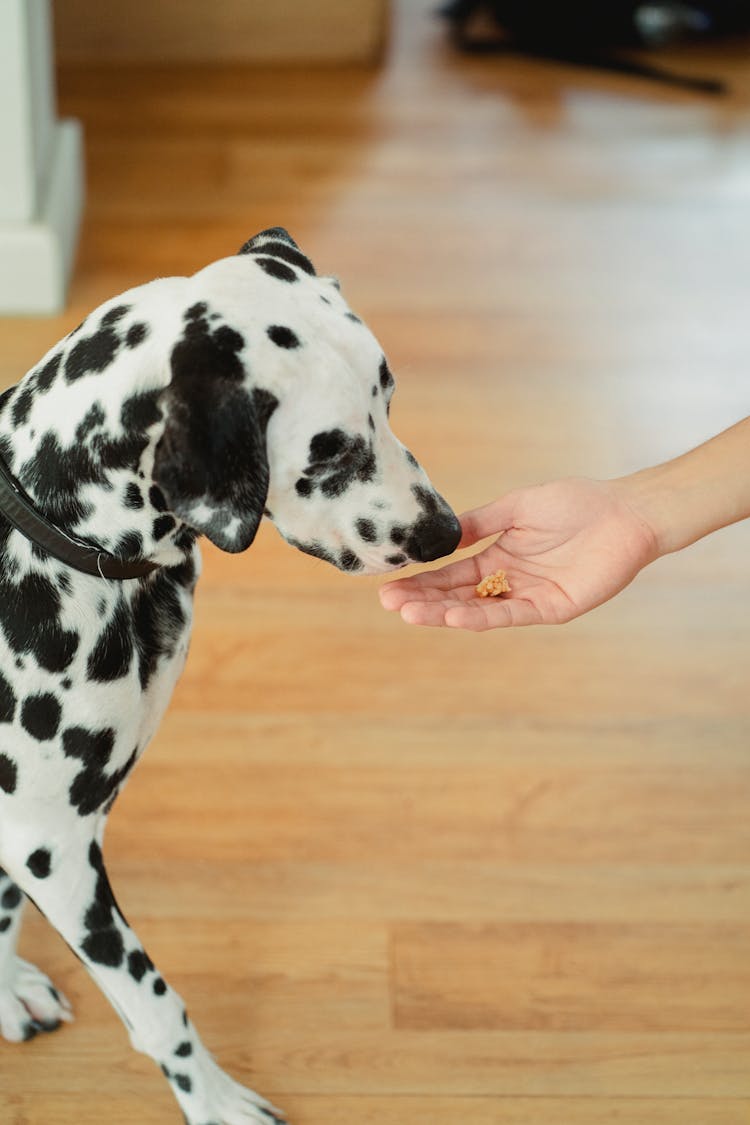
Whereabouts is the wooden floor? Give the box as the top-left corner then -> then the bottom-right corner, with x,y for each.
2,4 -> 750,1122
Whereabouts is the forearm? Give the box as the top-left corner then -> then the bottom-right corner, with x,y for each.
612,417 -> 750,558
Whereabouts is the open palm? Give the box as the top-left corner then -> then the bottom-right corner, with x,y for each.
379,478 -> 659,630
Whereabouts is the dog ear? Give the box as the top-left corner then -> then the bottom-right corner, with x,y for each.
237,227 -> 317,277
153,307 -> 279,553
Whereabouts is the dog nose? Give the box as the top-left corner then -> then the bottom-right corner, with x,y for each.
408,512 -> 462,563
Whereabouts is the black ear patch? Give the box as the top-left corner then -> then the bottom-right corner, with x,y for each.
238,227 -> 317,277
172,303 -> 245,384
153,304 -> 279,553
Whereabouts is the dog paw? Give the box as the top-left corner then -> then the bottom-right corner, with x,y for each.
0,957 -> 73,1043
176,1055 -> 286,1125
190,1087 -> 286,1125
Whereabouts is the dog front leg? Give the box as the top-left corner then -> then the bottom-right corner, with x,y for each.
3,839 -> 285,1124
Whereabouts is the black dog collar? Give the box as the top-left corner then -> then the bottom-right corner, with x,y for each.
0,453 -> 159,580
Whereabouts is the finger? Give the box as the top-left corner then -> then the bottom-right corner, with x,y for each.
444,597 -> 543,631
388,589 -> 469,613
399,600 -> 453,627
458,493 -> 520,549
379,556 -> 482,608
396,591 -> 539,630
379,582 -> 408,610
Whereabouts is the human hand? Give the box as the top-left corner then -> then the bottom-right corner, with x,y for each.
379,477 -> 659,630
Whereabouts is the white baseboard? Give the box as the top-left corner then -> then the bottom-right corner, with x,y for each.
0,118 -> 84,315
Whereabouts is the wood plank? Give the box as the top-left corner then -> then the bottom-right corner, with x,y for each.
141,708 -> 750,768
88,859 -> 750,926
54,0 -> 388,65
3,1019 -> 750,1098
168,556 -> 750,723
392,921 -> 750,1031
108,758 -> 750,863
2,1097 -> 749,1125
102,709 -> 750,864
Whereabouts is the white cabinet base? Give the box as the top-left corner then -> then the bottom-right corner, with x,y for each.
0,119 -> 84,315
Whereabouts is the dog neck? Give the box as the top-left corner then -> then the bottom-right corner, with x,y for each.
0,336 -> 190,574
0,451 -> 162,580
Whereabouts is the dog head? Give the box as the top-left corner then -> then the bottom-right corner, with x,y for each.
154,229 -> 461,575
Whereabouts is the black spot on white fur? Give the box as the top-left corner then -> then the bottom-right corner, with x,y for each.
27,848 -> 52,878
20,694 -> 62,741
267,325 -> 301,349
126,322 -> 149,349
64,305 -> 130,383
0,672 -> 16,723
125,483 -> 144,510
86,602 -> 134,683
80,842 -> 127,967
0,755 -> 17,794
356,518 -> 378,543
63,726 -> 137,817
0,573 -> 79,673
128,949 -> 155,983
379,358 -> 394,391
36,352 -> 62,393
1,883 -> 22,910
300,429 -> 376,498
11,385 -> 34,427
339,549 -> 363,572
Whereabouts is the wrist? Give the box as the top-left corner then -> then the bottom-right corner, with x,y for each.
610,464 -> 686,560
610,418 -> 750,559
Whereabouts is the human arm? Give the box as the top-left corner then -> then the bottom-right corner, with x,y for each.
612,416 -> 750,556
379,417 -> 750,630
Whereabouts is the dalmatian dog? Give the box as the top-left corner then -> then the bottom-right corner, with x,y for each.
0,229 -> 460,1123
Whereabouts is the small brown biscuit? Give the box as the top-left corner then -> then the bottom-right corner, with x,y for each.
476,569 -> 511,598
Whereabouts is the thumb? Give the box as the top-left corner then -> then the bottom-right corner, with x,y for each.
458,492 -> 520,549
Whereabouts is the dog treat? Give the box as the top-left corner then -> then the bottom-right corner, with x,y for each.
476,569 -> 511,598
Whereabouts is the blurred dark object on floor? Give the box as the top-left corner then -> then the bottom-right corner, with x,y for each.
439,1 -> 750,92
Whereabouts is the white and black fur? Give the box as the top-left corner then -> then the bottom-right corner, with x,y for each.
0,229 -> 460,1124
